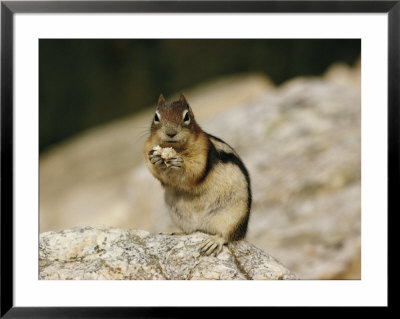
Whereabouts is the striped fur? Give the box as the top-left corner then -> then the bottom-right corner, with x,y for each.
144,94 -> 252,251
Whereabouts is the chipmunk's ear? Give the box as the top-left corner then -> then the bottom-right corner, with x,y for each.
180,93 -> 194,117
157,94 -> 165,106
179,93 -> 188,106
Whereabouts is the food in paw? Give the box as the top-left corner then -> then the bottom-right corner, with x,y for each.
152,145 -> 177,166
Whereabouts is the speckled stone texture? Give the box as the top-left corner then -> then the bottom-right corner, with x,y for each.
39,225 -> 297,280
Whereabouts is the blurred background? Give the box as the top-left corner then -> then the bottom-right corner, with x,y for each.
39,39 -> 361,279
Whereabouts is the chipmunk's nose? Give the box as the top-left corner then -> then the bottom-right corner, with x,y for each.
166,128 -> 177,138
165,125 -> 177,138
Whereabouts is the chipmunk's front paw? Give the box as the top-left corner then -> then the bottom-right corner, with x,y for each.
165,156 -> 184,169
200,235 -> 225,257
148,150 -> 163,165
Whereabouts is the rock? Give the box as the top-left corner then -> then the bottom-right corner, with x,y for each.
324,60 -> 361,93
39,225 -> 297,280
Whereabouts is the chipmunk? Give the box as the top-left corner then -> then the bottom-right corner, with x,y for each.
144,93 -> 251,256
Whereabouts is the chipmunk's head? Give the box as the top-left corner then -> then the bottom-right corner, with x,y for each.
150,93 -> 202,149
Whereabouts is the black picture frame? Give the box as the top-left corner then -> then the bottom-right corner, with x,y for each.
1,0 -> 395,317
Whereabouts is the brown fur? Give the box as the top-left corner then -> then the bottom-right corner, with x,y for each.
144,94 -> 251,256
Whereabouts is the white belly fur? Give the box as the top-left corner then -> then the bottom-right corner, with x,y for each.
163,162 -> 248,236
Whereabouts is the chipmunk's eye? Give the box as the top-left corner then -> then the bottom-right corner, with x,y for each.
154,112 -> 160,124
183,110 -> 190,124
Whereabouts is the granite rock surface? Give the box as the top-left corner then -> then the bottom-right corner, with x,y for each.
39,225 -> 297,280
